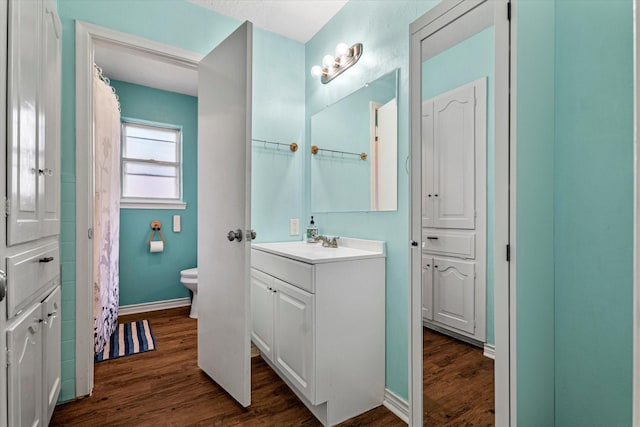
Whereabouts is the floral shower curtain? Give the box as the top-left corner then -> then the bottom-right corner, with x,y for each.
93,65 -> 121,354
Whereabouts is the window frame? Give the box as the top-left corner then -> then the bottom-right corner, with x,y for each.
119,119 -> 186,210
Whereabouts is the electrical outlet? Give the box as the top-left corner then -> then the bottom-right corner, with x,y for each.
173,215 -> 181,232
289,218 -> 300,236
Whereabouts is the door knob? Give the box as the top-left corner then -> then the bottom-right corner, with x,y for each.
246,229 -> 257,241
227,229 -> 243,242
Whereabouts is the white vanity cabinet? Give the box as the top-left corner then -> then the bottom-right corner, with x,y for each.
1,0 -> 63,426
251,239 -> 385,427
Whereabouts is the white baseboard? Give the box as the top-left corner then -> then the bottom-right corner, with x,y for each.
483,343 -> 495,359
383,388 -> 409,424
118,297 -> 191,316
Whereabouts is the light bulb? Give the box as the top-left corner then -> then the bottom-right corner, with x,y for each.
322,54 -> 335,68
310,65 -> 323,77
335,43 -> 350,57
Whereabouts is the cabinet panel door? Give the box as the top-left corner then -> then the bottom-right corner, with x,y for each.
42,285 -> 60,423
421,101 -> 435,227
433,83 -> 475,229
7,302 -> 43,427
40,0 -> 61,237
7,0 -> 42,245
273,278 -> 314,402
422,256 -> 433,320
433,257 -> 475,334
250,269 -> 274,360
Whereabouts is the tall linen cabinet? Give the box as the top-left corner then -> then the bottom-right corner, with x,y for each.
421,78 -> 487,344
1,0 -> 63,426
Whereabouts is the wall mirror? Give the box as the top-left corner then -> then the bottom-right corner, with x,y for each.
311,69 -> 398,212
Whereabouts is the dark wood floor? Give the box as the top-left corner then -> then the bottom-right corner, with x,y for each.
423,328 -> 494,426
52,308 -> 493,426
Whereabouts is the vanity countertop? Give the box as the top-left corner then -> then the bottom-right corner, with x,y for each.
252,238 -> 385,264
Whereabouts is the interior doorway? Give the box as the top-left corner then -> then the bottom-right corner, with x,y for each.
409,1 -> 512,425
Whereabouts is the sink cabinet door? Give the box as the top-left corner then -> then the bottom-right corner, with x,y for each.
42,285 -> 61,423
422,256 -> 433,321
433,257 -> 475,334
273,278 -> 315,403
7,303 -> 43,427
250,269 -> 274,360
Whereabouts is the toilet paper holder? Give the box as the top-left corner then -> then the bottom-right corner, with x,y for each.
148,220 -> 165,246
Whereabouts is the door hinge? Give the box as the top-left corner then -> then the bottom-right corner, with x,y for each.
88,228 -> 93,239
6,349 -> 11,367
5,198 -> 10,216
507,1 -> 512,21
506,244 -> 511,262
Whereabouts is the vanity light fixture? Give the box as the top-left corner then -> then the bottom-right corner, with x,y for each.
310,42 -> 363,84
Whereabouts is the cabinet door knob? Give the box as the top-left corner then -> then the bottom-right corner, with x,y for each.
411,241 -> 419,247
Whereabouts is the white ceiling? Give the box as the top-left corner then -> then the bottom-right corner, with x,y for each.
95,0 -> 347,96
188,0 -> 348,43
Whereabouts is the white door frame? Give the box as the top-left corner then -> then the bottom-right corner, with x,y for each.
409,0 -> 514,425
74,21 -> 203,397
0,1 -> 8,425
633,0 -> 640,423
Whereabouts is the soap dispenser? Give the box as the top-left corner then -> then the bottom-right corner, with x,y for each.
306,216 -> 318,243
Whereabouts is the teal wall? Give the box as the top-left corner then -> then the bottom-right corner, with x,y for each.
305,0 -> 439,400
515,1 -> 556,425
421,26 -> 495,345
251,29 -> 305,244
110,80 -> 196,306
58,0 -> 305,402
554,0 -> 633,425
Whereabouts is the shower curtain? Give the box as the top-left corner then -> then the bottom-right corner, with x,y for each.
93,65 -> 121,354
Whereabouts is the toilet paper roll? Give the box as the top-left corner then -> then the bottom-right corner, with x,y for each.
150,241 -> 164,253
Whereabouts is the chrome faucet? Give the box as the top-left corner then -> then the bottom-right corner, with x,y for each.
313,235 -> 340,248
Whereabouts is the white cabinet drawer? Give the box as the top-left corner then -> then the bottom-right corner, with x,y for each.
7,242 -> 59,318
422,230 -> 475,259
251,249 -> 314,293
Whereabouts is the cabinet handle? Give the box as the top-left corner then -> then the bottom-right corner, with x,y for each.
434,194 -> 439,197
426,236 -> 439,240
434,265 -> 439,269
426,264 -> 431,267
427,194 -> 432,198
48,310 -> 57,318
39,256 -> 54,263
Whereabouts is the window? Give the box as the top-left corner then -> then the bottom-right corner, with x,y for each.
120,121 -> 185,209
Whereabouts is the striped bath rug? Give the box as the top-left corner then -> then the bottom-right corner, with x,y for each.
95,320 -> 156,362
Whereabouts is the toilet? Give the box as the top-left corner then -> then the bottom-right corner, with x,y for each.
180,268 -> 198,319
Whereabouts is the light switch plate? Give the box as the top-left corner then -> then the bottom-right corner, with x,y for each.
289,218 -> 299,236
173,215 -> 181,232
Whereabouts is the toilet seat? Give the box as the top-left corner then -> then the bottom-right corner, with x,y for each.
181,267 -> 197,279
181,277 -> 197,285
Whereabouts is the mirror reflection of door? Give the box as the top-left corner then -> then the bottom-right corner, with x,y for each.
420,2 -> 496,425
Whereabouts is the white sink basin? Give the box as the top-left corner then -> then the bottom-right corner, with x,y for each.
252,238 -> 384,264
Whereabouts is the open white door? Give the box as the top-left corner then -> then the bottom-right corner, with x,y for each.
197,21 -> 253,407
